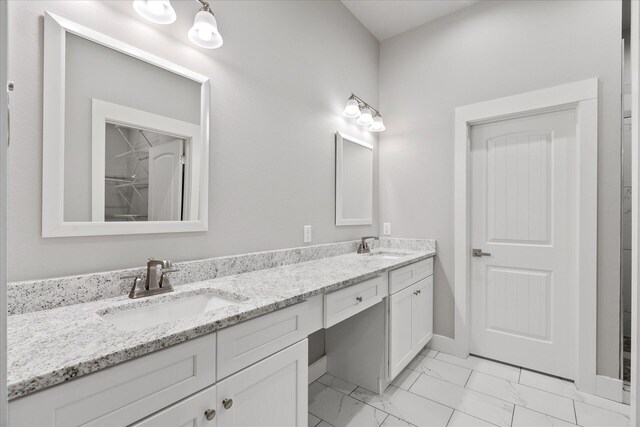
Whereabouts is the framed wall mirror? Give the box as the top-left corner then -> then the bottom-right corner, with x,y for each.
335,132 -> 373,226
42,12 -> 210,237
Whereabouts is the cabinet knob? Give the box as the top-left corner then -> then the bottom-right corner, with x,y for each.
356,296 -> 363,302
223,398 -> 233,409
204,409 -> 216,421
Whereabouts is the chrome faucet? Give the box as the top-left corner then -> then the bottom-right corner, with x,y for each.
123,259 -> 179,299
357,236 -> 380,254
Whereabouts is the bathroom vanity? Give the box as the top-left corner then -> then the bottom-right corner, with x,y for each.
7,246 -> 435,426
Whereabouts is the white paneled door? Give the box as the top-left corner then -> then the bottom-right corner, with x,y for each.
470,109 -> 576,379
148,140 -> 184,221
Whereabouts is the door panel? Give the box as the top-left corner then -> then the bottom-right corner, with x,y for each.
389,284 -> 415,378
131,386 -> 217,427
470,109 -> 576,379
411,276 -> 432,350
216,339 -> 307,427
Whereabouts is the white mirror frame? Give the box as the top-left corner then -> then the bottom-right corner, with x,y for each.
42,12 -> 210,237
335,131 -> 373,226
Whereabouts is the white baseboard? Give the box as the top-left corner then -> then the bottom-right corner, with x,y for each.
428,334 -> 467,358
308,355 -> 327,384
596,375 -> 624,403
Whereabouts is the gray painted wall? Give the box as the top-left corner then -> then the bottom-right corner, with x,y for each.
7,0 -> 380,281
378,0 -> 622,377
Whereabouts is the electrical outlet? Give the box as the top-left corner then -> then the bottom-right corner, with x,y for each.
303,225 -> 312,243
383,223 -> 391,235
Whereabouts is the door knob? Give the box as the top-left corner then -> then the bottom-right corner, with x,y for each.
223,398 -> 233,409
472,249 -> 492,257
204,409 -> 216,421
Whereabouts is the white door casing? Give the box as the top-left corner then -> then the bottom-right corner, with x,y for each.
453,79 -> 598,393
148,140 -> 184,221
470,109 -> 576,379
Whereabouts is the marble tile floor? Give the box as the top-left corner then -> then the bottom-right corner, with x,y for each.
308,349 -> 630,427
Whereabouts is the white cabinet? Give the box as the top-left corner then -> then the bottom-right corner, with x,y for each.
389,275 -> 433,378
131,385 -> 218,427
8,334 -> 217,427
9,302 -> 309,427
216,339 -> 308,427
133,340 -> 308,427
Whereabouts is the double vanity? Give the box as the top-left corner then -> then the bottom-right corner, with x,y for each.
7,241 -> 435,426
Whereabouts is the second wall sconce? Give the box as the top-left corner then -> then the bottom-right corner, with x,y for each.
133,0 -> 223,49
343,94 -> 385,132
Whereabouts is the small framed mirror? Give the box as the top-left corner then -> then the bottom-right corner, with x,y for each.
335,132 -> 373,226
42,12 -> 210,237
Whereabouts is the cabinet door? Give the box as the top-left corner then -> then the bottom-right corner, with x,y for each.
389,284 -> 415,379
411,276 -> 433,351
216,339 -> 308,427
131,385 -> 217,427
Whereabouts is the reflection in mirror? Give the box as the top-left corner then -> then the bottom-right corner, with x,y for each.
335,132 -> 373,226
104,124 -> 187,222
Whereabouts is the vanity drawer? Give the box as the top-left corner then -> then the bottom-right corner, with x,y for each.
217,301 -> 308,379
389,258 -> 433,294
324,275 -> 387,328
9,334 -> 216,427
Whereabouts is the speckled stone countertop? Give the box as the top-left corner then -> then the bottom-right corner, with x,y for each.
8,247 -> 435,400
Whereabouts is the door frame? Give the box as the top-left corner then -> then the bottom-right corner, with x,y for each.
453,78 -> 599,394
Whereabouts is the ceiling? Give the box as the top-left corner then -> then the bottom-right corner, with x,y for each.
341,0 -> 480,41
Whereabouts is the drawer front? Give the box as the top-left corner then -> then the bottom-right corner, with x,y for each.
389,258 -> 433,294
9,334 -> 216,427
217,302 -> 309,379
324,275 -> 387,328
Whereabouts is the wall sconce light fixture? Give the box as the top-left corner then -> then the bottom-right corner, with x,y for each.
343,94 -> 385,132
133,0 -> 223,49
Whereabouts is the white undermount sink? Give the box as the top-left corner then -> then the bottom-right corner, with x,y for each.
369,251 -> 412,259
99,292 -> 243,332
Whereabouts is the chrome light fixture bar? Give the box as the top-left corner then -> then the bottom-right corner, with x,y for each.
133,0 -> 223,49
343,94 -> 385,132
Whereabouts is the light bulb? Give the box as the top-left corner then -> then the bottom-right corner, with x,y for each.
369,114 -> 386,132
189,9 -> 224,49
343,98 -> 361,118
357,107 -> 374,126
133,0 -> 176,24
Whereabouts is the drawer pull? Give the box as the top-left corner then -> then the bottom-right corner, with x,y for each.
205,409 -> 216,421
223,398 -> 233,409
356,296 -> 363,303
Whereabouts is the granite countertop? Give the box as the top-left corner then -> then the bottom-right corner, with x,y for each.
7,248 -> 435,400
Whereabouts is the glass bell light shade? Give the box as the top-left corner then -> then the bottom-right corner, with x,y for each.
188,9 -> 224,49
369,114 -> 386,132
343,98 -> 361,118
133,0 -> 176,24
357,107 -> 374,126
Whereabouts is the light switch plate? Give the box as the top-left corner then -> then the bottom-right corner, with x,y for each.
304,225 -> 312,243
383,223 -> 391,235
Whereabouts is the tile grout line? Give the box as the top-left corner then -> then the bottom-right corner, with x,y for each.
433,354 -> 521,384
444,408 -> 455,427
